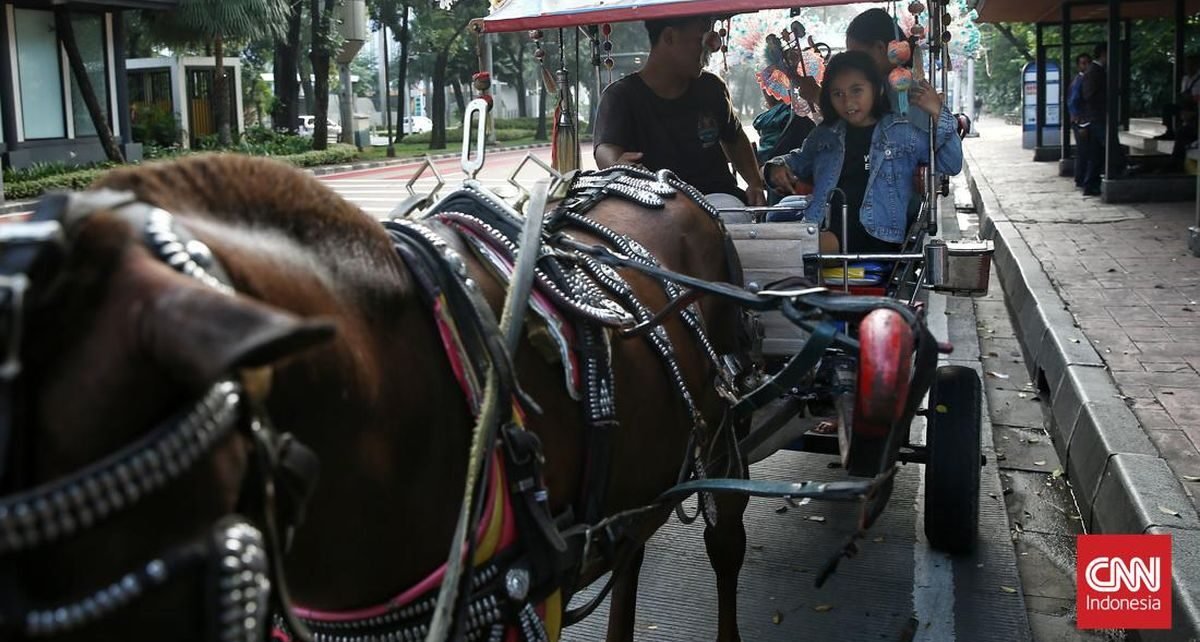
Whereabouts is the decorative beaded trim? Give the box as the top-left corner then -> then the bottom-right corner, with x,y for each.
0,381 -> 242,554
21,519 -> 269,640
144,207 -> 234,295
275,563 -> 507,642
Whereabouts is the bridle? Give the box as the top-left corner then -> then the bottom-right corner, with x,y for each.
0,191 -> 316,642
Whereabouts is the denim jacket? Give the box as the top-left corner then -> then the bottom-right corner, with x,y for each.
764,108 -> 963,243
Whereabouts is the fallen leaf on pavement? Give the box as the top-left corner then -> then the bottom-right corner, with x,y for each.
1000,586 -> 1018,594
1070,338 -> 1081,343
1183,475 -> 1200,482
772,611 -> 783,624
1028,437 -> 1041,444
874,536 -> 885,543
808,515 -> 826,523
935,404 -> 948,413
986,371 -> 1010,379
648,625 -> 659,631
813,605 -> 833,613
1034,460 -> 1047,466
1158,505 -> 1182,518
1051,467 -> 1064,479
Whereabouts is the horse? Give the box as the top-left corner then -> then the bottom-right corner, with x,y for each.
10,152 -> 750,642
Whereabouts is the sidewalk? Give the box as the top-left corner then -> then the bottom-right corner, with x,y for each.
965,118 -> 1200,640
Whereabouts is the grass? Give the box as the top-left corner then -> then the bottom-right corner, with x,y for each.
356,135 -> 547,162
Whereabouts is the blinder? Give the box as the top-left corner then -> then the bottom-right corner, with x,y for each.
0,192 -> 315,641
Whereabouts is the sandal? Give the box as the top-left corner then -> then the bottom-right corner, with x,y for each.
806,419 -> 838,436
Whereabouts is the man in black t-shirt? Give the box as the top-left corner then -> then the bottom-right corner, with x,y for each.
593,16 -> 766,206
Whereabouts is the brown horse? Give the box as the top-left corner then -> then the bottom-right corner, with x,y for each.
11,153 -> 749,641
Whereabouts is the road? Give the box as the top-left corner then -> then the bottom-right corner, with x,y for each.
317,152 -> 1106,641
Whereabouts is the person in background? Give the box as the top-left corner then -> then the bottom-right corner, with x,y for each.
753,90 -> 793,165
796,8 -> 930,132
593,16 -> 766,205
1156,53 -> 1200,141
1067,52 -> 1092,189
1077,43 -> 1108,197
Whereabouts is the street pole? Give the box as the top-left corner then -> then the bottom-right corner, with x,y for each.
381,26 -> 394,157
339,62 -> 355,146
966,56 -> 978,137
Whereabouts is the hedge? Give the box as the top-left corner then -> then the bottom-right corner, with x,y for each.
3,145 -> 361,201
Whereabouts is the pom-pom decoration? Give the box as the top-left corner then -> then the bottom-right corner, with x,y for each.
888,67 -> 914,115
887,40 -> 912,65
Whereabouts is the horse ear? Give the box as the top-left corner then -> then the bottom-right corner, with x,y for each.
140,285 -> 337,388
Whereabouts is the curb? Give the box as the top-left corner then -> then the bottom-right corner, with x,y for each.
964,150 -> 1200,641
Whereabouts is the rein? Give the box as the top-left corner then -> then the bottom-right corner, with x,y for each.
0,192 -> 317,642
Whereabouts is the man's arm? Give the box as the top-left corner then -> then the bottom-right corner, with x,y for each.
720,129 -> 766,206
594,143 -> 643,169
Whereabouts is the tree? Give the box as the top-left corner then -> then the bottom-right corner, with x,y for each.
144,0 -> 290,146
494,33 -> 528,118
310,0 -> 340,150
369,0 -> 413,144
55,8 -> 123,162
273,0 -> 305,133
410,0 -> 485,149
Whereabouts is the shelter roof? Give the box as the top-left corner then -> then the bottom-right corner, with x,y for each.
974,0 -> 1200,23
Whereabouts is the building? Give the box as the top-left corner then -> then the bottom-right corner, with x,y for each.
128,56 -> 243,149
0,0 -> 176,169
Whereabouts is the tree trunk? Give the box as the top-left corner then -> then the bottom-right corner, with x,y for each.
272,0 -> 303,133
535,76 -> 547,141
310,0 -> 336,150
213,35 -> 232,146
431,50 -> 449,149
451,77 -> 466,118
429,20 -> 470,150
300,57 -> 316,116
515,46 -> 527,118
55,7 -> 123,163
393,4 -> 410,145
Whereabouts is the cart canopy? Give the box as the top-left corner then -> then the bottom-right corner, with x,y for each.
472,0 -> 851,33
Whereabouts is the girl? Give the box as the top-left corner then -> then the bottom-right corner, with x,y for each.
763,51 -> 962,254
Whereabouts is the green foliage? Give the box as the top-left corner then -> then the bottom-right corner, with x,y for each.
3,144 -> 360,201
4,169 -> 111,201
976,18 -> 1200,120
141,0 -> 291,45
402,127 -> 532,144
4,161 -> 115,184
131,103 -> 182,147
194,125 -> 315,155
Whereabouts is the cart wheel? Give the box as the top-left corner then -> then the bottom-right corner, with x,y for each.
923,365 -> 982,554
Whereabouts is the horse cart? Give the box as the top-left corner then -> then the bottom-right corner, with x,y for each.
458,0 -> 994,555
0,2 -> 994,642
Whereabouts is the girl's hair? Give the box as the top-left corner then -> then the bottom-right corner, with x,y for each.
818,51 -> 891,125
846,8 -> 896,47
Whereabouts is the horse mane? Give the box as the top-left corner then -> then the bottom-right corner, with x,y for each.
90,154 -> 395,261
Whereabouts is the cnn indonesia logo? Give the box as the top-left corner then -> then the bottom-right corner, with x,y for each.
1077,534 -> 1172,630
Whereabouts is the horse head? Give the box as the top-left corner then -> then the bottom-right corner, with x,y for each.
0,184 -> 334,641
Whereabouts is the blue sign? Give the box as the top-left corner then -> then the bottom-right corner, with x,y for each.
1022,61 -> 1061,148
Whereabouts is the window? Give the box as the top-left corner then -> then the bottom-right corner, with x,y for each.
69,14 -> 109,137
14,9 -> 65,139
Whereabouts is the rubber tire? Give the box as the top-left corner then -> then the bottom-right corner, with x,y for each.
923,365 -> 982,555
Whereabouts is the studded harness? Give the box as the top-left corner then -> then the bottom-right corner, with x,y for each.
0,192 -> 318,642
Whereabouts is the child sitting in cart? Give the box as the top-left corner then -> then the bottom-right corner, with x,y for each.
762,51 -> 963,254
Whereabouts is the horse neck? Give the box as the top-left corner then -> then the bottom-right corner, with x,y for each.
203,220 -> 478,608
